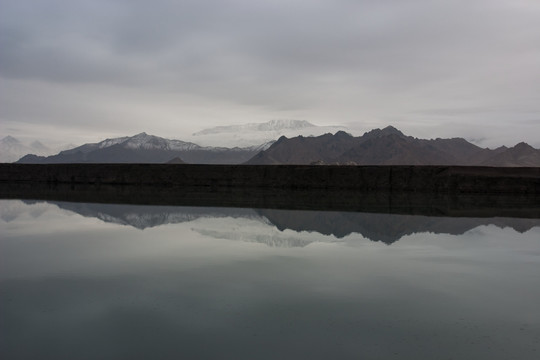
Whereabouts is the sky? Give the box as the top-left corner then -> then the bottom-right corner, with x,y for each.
1,0 -> 539,148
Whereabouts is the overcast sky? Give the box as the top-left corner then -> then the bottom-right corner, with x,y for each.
1,0 -> 539,148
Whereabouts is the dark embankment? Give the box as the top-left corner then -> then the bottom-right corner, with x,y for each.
1,164 -> 539,192
1,164 -> 539,218
1,183 -> 539,218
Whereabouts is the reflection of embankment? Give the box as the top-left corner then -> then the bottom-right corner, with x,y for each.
2,182 -> 540,218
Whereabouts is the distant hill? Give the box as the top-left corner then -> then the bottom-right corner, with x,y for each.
17,133 -> 269,164
166,157 -> 186,164
245,126 -> 540,166
0,136 -> 74,163
479,143 -> 540,167
14,126 -> 540,166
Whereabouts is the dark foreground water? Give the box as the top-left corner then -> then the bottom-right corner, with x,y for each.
1,200 -> 539,359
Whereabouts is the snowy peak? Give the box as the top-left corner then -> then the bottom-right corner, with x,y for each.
256,119 -> 314,131
95,135 -> 129,149
93,133 -> 200,152
123,133 -> 169,150
193,119 -> 315,136
97,136 -> 130,149
190,119 -> 348,147
17,132 -> 265,164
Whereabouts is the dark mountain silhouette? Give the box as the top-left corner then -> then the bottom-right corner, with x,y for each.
480,142 -> 540,167
14,127 -> 540,166
166,157 -> 186,164
245,126 -> 540,166
337,134 -> 456,165
16,133 -> 266,164
246,131 -> 358,165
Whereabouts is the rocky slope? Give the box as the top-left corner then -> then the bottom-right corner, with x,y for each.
246,126 -> 540,166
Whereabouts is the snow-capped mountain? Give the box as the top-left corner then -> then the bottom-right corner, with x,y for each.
17,132 -> 267,164
115,132 -> 202,151
59,132 -> 200,154
193,119 -> 314,135
0,136 -> 74,163
6,120 -> 343,162
190,119 -> 348,147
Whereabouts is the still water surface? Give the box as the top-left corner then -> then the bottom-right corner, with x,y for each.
1,200 -> 540,359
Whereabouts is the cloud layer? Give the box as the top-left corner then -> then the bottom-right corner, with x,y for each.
1,0 -> 539,147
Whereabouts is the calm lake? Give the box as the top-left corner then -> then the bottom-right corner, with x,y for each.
1,199 -> 539,359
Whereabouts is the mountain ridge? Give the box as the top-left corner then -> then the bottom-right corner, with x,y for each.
17,132 -> 271,164
245,127 -> 540,166
11,124 -> 540,166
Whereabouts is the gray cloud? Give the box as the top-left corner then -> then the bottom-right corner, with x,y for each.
1,0 -> 539,147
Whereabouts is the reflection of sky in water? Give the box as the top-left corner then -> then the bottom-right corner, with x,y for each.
1,200 -> 540,359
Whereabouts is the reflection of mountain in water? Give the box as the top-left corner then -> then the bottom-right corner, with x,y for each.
256,209 -> 540,244
17,200 -> 540,246
44,202 -> 260,230
194,228 -> 317,248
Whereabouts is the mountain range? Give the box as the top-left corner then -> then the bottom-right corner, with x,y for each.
10,121 -> 540,166
246,126 -> 540,166
14,119 -> 332,164
190,119 -> 346,147
17,132 -> 271,164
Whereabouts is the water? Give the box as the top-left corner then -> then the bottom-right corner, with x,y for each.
1,199 -> 540,359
